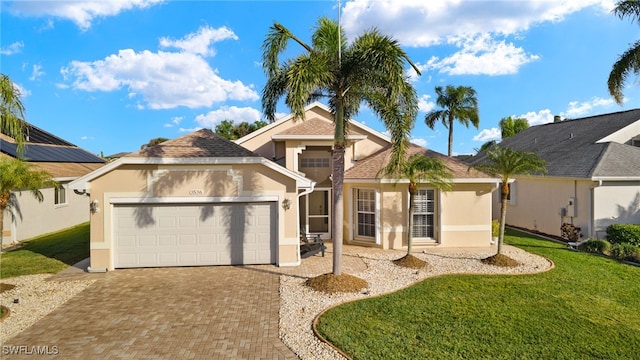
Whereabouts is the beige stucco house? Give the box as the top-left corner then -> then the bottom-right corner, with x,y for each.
1,124 -> 104,245
470,108 -> 640,240
70,102 -> 499,271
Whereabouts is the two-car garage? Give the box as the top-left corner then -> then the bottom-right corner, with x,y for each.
113,202 -> 277,268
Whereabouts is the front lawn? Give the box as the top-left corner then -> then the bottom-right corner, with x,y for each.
316,229 -> 640,359
0,223 -> 90,279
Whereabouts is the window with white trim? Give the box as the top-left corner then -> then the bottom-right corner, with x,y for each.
54,184 -> 66,205
356,189 -> 376,238
413,189 -> 435,239
300,158 -> 330,168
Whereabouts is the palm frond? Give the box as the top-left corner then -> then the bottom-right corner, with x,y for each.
608,40 -> 640,104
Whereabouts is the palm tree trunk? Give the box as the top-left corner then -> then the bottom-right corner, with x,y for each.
447,116 -> 454,157
499,183 -> 509,255
407,186 -> 415,255
332,103 -> 346,275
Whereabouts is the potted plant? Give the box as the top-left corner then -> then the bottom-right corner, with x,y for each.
491,219 -> 500,244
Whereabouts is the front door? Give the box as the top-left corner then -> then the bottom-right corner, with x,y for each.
302,189 -> 331,239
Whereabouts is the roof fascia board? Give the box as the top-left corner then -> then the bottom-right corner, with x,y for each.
69,156 -> 314,191
271,134 -> 367,141
344,178 -> 501,184
591,176 -> 640,181
596,118 -> 640,144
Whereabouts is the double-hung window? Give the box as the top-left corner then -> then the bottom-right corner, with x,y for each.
54,184 -> 66,205
413,189 -> 435,239
356,189 -> 376,238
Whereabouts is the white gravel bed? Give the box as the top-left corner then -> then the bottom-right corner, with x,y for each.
0,274 -> 95,343
280,247 -> 552,360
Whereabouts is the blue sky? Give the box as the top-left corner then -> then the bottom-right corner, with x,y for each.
2,0 -> 639,156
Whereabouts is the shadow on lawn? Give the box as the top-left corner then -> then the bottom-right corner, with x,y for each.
13,223 -> 90,266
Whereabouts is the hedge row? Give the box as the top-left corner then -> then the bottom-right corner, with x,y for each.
606,224 -> 640,246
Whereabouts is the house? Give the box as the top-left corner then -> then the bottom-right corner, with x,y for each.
70,102 -> 499,271
470,108 -> 640,239
1,123 -> 105,245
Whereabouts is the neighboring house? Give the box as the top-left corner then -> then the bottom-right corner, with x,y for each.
70,102 -> 499,271
1,123 -> 105,245
470,108 -> 640,239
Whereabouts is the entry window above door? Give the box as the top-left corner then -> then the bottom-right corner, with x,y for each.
356,189 -> 376,238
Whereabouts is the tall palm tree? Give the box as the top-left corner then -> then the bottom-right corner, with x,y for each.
262,17 -> 420,275
469,146 -> 546,254
381,153 -> 452,256
425,85 -> 479,157
1,73 -> 27,152
608,0 -> 640,105
0,157 -> 56,244
499,116 -> 529,139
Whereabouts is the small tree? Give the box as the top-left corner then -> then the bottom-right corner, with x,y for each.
1,73 -> 27,152
0,157 -> 56,243
140,137 -> 169,149
381,154 -> 452,260
469,145 -> 546,255
499,116 -> 529,139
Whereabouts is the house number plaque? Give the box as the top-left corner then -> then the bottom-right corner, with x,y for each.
189,189 -> 204,195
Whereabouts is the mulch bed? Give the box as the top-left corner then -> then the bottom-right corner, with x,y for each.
392,254 -> 427,269
305,273 -> 369,293
481,253 -> 520,267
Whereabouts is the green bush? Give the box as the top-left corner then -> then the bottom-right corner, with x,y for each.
491,219 -> 500,237
578,239 -> 611,255
606,224 -> 640,246
610,243 -> 640,262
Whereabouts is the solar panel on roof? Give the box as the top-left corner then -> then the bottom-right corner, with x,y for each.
0,142 -> 104,163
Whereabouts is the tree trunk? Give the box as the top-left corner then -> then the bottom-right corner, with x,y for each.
499,182 -> 509,255
332,103 -> 346,275
447,116 -> 454,157
407,184 -> 416,255
0,205 -> 4,245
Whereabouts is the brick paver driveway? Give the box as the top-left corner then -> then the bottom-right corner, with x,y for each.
4,266 -> 298,359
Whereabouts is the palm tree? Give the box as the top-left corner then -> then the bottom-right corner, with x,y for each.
425,85 -> 479,157
608,0 -> 640,105
262,17 -> 420,275
1,73 -> 27,151
381,153 -> 452,258
499,116 -> 529,139
469,145 -> 546,254
0,157 -> 56,244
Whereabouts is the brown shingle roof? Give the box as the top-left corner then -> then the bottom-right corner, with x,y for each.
127,129 -> 260,158
32,162 -> 105,178
344,144 -> 491,180
276,117 -> 359,136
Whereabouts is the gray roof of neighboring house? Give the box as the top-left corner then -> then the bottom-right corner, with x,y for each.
126,129 -> 261,158
469,108 -> 640,179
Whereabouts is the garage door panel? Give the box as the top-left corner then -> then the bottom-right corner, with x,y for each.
114,203 -> 276,268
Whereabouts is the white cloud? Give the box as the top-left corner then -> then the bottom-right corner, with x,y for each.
0,41 -> 24,55
427,34 -> 540,76
418,94 -> 435,113
473,128 -> 501,142
163,116 -> 183,128
80,135 -> 94,140
562,97 -> 615,118
411,137 -> 428,147
8,0 -> 163,30
342,0 -> 612,47
160,26 -> 237,56
194,106 -> 262,128
517,109 -> 554,126
61,27 -> 258,109
30,64 -> 45,81
275,112 -> 288,120
179,127 -> 202,133
13,82 -> 30,98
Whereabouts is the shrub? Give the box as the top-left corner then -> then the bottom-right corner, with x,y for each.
578,239 -> 611,255
610,243 -> 640,262
561,223 -> 582,242
606,224 -> 640,246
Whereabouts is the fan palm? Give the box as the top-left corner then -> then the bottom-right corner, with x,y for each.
262,17 -> 420,275
425,85 -> 479,157
469,145 -> 546,254
608,0 -> 640,105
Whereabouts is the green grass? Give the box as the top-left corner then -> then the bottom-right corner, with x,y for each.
316,229 -> 640,359
0,223 -> 90,279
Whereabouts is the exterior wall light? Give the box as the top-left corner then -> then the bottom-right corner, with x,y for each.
282,197 -> 291,210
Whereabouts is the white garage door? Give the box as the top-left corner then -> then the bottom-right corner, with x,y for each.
113,202 -> 276,268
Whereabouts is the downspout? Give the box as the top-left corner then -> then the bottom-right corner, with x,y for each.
590,179 -> 602,239
295,182 -> 316,264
